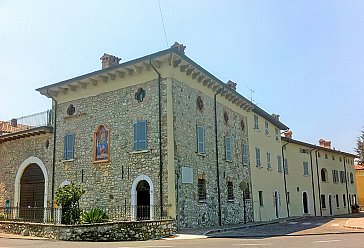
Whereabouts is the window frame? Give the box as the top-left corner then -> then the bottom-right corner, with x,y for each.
64,133 -> 75,160
277,155 -> 283,172
133,120 -> 147,151
259,191 -> 264,206
255,147 -> 261,167
225,136 -> 232,161
198,178 -> 207,202
197,125 -> 205,154
227,181 -> 234,201
242,143 -> 248,166
267,152 -> 271,169
303,161 -> 309,176
254,115 -> 259,130
321,194 -> 326,209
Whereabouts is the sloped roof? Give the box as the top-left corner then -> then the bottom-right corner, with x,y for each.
36,47 -> 288,130
0,121 -> 33,135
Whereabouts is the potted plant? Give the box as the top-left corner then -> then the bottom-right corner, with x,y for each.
351,204 -> 360,213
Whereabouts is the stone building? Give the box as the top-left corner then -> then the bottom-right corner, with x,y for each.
0,43 -> 358,230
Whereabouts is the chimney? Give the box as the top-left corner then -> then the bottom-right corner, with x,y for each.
171,42 -> 186,54
11,118 -> 17,127
284,130 -> 292,139
319,139 -> 331,149
226,80 -> 237,91
271,113 -> 280,120
100,53 -> 121,69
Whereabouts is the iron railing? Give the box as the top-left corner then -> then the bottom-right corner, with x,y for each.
9,110 -> 52,129
0,205 -> 171,224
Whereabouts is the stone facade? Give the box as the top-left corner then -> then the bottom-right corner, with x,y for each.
0,220 -> 176,241
0,132 -> 53,209
53,79 -> 169,213
172,79 -> 253,228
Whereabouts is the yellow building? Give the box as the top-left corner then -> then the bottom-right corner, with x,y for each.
355,163 -> 364,208
282,134 -> 357,218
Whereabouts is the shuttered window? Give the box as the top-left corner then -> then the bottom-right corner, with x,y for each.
133,120 -> 147,151
64,134 -> 74,160
197,126 -> 205,154
242,143 -> 248,165
225,136 -> 231,161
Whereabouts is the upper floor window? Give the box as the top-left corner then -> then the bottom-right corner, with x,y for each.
275,128 -> 279,141
340,171 -> 346,184
242,143 -> 248,166
277,155 -> 283,172
332,170 -> 339,183
267,152 -> 271,169
321,168 -> 328,182
350,173 -> 354,184
255,147 -> 261,167
254,115 -> 259,130
227,181 -> 234,201
265,121 -> 269,135
225,136 -> 231,161
64,133 -> 74,160
303,161 -> 309,176
325,154 -> 328,159
197,126 -> 205,154
133,120 -> 147,151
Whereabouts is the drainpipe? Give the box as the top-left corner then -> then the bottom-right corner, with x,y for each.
47,90 -> 57,220
343,155 -> 350,213
281,142 -> 289,217
150,59 -> 163,218
309,148 -> 317,216
315,151 -> 323,216
214,87 -> 224,226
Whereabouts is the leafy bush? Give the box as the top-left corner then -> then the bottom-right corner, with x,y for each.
55,183 -> 85,224
81,208 -> 108,224
0,213 -> 5,221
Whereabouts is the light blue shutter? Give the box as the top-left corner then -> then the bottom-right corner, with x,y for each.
134,121 -> 147,151
197,126 -> 205,153
225,136 -> 231,160
64,135 -> 67,160
64,134 -> 74,160
242,143 -> 248,165
139,121 -> 147,150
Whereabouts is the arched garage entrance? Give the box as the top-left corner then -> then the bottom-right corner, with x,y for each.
14,157 -> 48,222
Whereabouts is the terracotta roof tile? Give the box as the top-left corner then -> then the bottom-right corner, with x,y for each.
0,121 -> 33,134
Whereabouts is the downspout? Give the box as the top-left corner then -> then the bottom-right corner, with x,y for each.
281,142 -> 289,217
315,151 -> 323,216
309,148 -> 317,216
47,90 -> 57,220
150,59 -> 163,218
214,87 -> 224,226
343,155 -> 350,213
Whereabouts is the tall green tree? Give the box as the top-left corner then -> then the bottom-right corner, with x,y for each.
355,128 -> 364,163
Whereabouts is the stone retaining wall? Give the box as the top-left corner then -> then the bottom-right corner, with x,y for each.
0,220 -> 176,241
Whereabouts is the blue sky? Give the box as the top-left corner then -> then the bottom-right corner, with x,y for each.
0,0 -> 363,153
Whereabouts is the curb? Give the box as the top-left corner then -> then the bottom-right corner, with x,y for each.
203,217 -> 303,236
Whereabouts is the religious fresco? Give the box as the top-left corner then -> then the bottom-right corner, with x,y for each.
94,124 -> 110,162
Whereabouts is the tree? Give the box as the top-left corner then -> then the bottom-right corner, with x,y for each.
355,128 -> 364,163
55,183 -> 85,224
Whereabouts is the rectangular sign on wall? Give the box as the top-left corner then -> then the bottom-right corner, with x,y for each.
181,167 -> 193,184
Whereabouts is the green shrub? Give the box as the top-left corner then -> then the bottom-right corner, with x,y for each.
0,213 -> 5,221
55,183 -> 85,224
81,208 -> 108,224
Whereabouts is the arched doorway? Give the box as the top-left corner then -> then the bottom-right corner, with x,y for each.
274,190 -> 279,218
131,175 -> 154,221
19,163 -> 45,221
303,192 -> 309,214
14,157 -> 48,222
136,180 -> 150,220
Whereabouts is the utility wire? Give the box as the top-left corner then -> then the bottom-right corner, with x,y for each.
157,0 -> 169,47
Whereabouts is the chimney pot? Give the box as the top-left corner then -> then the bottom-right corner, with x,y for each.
11,118 -> 17,127
171,42 -> 186,54
226,80 -> 237,91
319,139 -> 331,149
100,53 -> 121,69
284,130 -> 292,138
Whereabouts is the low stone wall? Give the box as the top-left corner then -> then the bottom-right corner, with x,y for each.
0,220 -> 176,241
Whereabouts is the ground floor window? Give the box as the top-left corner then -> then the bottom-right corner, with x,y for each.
198,178 -> 206,202
259,191 -> 264,206
321,194 -> 326,208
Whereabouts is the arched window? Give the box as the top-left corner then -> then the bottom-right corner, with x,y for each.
321,168 -> 328,182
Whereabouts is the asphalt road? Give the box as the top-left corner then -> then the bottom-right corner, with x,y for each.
2,233 -> 364,248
